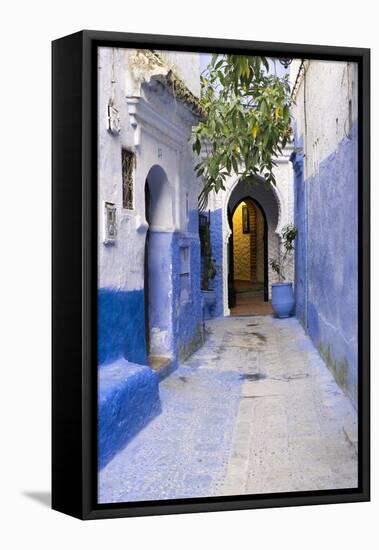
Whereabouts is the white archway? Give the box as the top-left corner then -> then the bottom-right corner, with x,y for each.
220,174 -> 288,316
144,164 -> 174,232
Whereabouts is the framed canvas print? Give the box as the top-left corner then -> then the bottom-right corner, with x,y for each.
52,30 -> 370,520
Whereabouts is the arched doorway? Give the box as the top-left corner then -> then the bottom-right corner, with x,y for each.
228,197 -> 271,316
144,165 -> 174,369
223,173 -> 284,316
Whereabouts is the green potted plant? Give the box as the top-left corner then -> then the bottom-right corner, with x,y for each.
269,223 -> 298,318
199,213 -> 217,318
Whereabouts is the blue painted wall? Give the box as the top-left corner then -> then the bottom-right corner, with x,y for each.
98,288 -> 147,366
172,225 -> 204,360
209,208 -> 224,318
146,231 -> 174,356
99,223 -> 204,367
98,289 -> 160,469
98,215 -> 205,468
147,223 -> 204,362
188,208 -> 200,234
294,122 -> 358,406
98,358 -> 161,469
291,146 -> 306,326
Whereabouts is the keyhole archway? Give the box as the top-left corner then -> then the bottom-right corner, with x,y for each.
228,197 -> 270,316
223,175 -> 283,317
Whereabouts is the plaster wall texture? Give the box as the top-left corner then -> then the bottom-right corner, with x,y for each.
291,60 -> 358,178
98,288 -> 148,366
291,60 -> 358,406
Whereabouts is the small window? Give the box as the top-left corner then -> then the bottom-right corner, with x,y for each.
180,246 -> 190,273
121,149 -> 135,209
103,201 -> 117,245
180,246 -> 191,304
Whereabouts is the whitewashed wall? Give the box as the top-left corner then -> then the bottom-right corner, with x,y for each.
290,59 -> 358,179
157,51 -> 201,96
98,47 -> 202,292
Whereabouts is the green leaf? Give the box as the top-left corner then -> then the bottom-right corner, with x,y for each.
231,156 -> 239,173
195,54 -> 291,198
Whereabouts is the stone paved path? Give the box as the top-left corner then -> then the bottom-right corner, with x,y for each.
98,316 -> 358,503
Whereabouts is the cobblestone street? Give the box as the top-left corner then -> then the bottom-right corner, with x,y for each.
99,315 -> 358,503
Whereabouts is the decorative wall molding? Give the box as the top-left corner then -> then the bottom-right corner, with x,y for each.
107,103 -> 121,135
126,96 -> 190,151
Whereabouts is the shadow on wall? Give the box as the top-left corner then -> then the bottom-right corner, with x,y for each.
22,491 -> 51,508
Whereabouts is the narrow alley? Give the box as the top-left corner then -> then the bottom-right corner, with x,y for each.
99,315 -> 358,503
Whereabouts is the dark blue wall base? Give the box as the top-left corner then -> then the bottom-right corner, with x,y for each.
98,359 -> 161,469
98,289 -> 147,366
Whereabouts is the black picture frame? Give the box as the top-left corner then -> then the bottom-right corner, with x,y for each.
52,30 -> 370,520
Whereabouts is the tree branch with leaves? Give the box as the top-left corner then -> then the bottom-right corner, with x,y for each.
193,55 -> 292,204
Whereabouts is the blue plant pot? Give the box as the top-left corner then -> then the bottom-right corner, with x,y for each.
271,282 -> 295,319
202,290 -> 216,319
